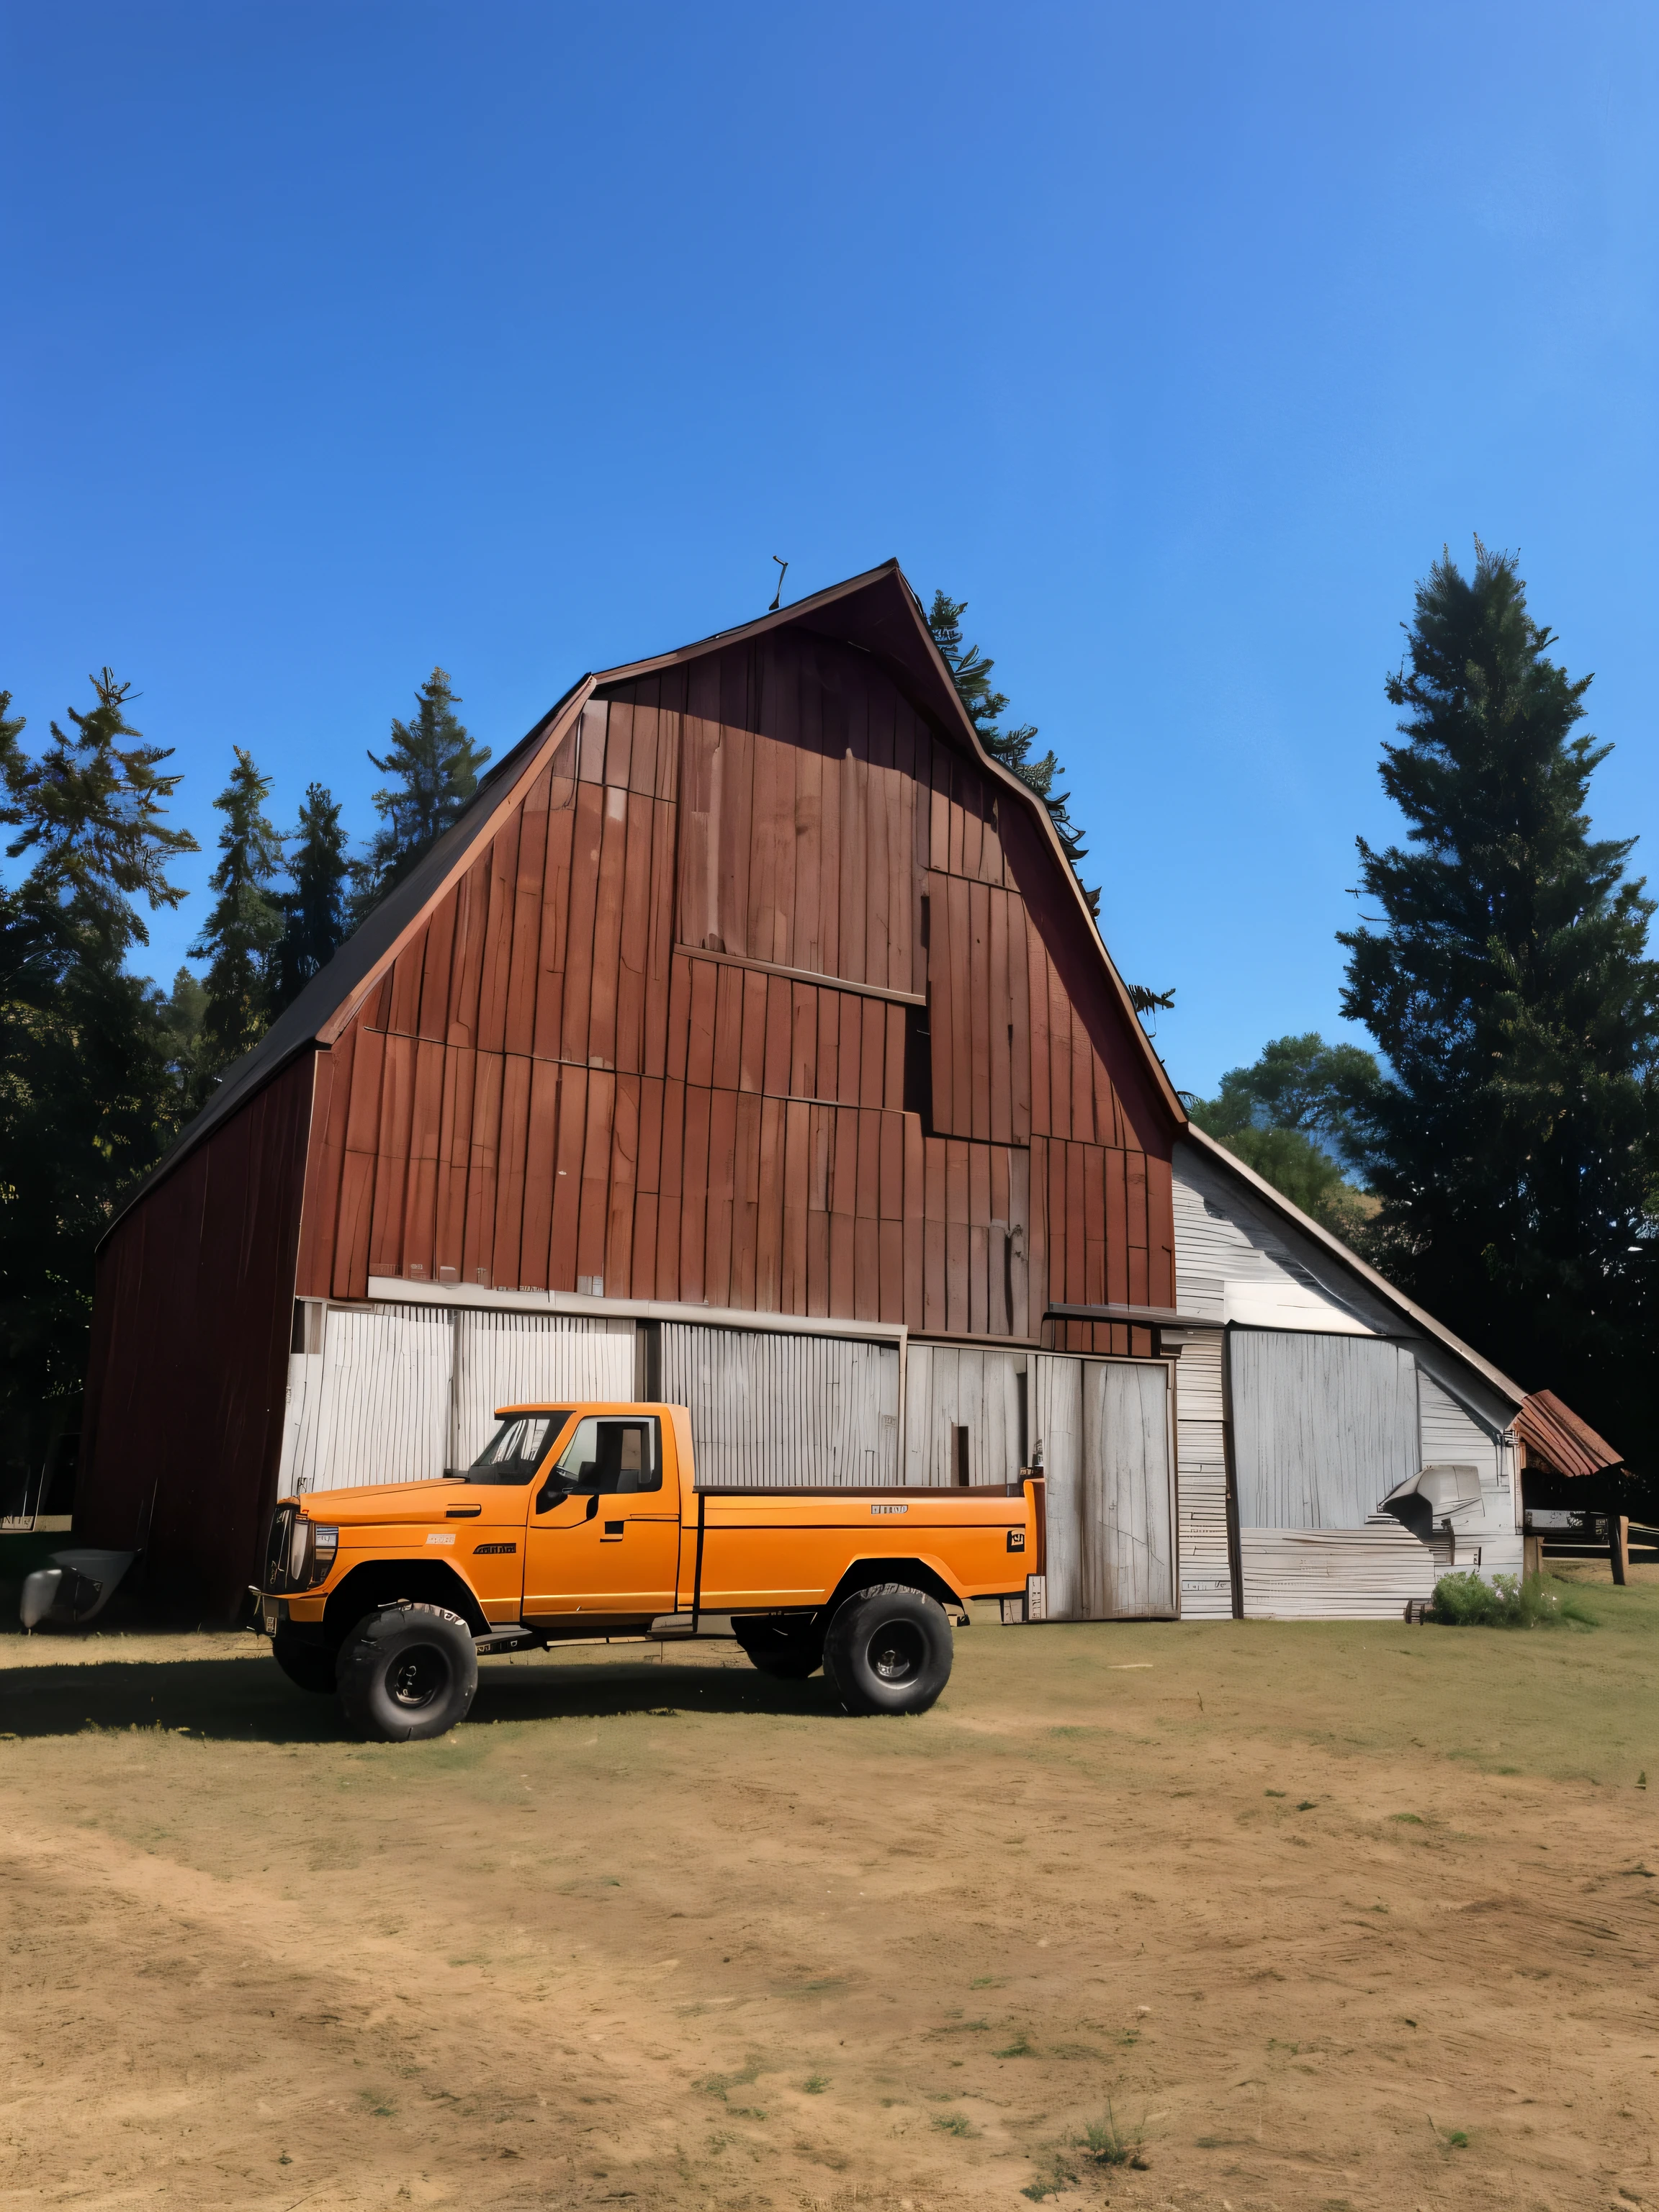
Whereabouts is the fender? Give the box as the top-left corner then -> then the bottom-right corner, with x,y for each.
826,1554 -> 971,1622
321,1557 -> 490,1648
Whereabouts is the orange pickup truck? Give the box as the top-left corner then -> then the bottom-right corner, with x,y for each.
258,1401 -> 1046,1740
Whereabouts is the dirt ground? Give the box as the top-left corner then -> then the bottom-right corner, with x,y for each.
3,1570 -> 1658,2212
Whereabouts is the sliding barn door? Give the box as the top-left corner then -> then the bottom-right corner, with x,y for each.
1033,1355 -> 1177,1619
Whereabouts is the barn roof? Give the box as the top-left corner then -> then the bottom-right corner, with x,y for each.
104,558 -> 1184,1237
1179,1124 -> 1533,1408
1514,1388 -> 1624,1479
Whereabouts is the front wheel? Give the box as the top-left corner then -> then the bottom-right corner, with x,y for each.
336,1602 -> 478,1742
823,1584 -> 953,1716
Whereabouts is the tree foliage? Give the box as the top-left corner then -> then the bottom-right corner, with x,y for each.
190,747 -> 284,1091
352,668 -> 489,919
271,781 -> 350,1012
1186,1031 -> 1380,1241
1339,544 -> 1659,1462
927,593 -> 1100,913
925,590 -> 1176,1019
0,675 -> 197,1497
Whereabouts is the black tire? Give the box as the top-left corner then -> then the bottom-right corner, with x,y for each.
335,1602 -> 478,1743
823,1583 -> 953,1716
733,1617 -> 824,1681
271,1630 -> 336,1695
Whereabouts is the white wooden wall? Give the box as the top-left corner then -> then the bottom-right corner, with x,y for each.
1169,1333 -> 1232,1619
1173,1141 -> 1395,1334
1416,1366 -> 1523,1574
1239,1522 -> 1451,1619
1169,1138 -> 1525,1616
902,1345 -> 1025,1487
278,1303 -> 633,1495
660,1324 -> 901,1488
289,1303 -> 454,1494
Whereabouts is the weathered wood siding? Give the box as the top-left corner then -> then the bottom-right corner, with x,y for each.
1032,1353 -> 1176,1620
1169,1332 -> 1233,1618
295,631 -> 1177,1351
77,1053 -> 315,1617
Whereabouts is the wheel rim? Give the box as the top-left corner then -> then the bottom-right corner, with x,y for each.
387,1645 -> 449,1710
866,1619 -> 925,1684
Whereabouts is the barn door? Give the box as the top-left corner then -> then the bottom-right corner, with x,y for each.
1082,1360 -> 1177,1617
1032,1355 -> 1177,1619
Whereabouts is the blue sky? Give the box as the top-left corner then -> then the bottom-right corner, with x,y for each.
4,1 -> 1655,1098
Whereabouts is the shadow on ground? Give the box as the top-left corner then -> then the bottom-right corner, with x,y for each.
0,1652 -> 842,1742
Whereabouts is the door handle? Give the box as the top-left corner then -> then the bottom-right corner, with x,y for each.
602,1520 -> 624,1539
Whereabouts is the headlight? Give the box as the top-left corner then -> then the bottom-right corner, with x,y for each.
282,1519 -> 340,1590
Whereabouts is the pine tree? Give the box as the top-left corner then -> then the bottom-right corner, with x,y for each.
189,747 -> 284,1088
270,781 -> 350,1011
0,673 -> 197,1492
925,591 -> 1178,1015
926,593 -> 1101,912
352,668 -> 490,919
1339,544 -> 1659,1465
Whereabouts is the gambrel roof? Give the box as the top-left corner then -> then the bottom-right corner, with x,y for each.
106,559 -> 1184,1236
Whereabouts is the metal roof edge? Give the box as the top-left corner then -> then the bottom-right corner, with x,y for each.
1177,1125 -> 1529,1408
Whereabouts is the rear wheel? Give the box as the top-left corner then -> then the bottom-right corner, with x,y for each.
733,1617 -> 824,1680
823,1583 -> 953,1716
336,1602 -> 478,1742
271,1629 -> 336,1695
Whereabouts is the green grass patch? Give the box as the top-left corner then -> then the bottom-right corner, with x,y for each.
1431,1570 -> 1594,1629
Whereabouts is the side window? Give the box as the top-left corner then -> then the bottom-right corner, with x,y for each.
549,1417 -> 661,1496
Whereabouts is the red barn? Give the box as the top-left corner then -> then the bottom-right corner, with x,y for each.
84,558 -> 1591,1627
81,562 -> 1187,1621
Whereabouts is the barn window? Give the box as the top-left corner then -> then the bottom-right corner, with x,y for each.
904,1002 -> 933,1127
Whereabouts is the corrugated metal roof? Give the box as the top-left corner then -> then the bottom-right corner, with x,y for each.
1515,1388 -> 1623,1479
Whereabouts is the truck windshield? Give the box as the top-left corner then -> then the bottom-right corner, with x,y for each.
465,1413 -> 569,1484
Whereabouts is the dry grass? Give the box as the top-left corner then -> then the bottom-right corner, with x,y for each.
3,1572 -> 1658,2211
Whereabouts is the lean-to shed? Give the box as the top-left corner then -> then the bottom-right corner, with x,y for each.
76,561 -> 1607,1625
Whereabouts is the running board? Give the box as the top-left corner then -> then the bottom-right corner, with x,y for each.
474,1624 -> 540,1655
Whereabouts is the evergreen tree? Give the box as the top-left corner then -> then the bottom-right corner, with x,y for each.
271,781 -> 350,1011
189,747 -> 284,1089
927,591 -> 1177,1015
352,668 -> 490,919
927,593 -> 1100,913
0,673 -> 197,1492
1339,544 -> 1659,1465
160,963 -> 208,1117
